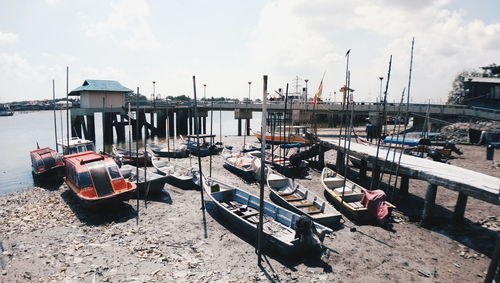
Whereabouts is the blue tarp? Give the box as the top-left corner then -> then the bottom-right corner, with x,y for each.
279,143 -> 304,149
383,136 -> 431,146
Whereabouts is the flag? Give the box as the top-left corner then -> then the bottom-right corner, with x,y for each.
312,79 -> 323,104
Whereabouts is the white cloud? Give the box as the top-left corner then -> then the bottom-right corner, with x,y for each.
0,32 -> 18,44
83,0 -> 160,49
249,0 -> 500,103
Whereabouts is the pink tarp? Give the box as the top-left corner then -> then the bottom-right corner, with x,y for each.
361,189 -> 390,224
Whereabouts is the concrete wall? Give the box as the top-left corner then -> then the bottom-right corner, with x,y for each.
80,91 -> 125,109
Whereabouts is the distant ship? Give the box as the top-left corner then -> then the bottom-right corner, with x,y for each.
0,104 -> 13,116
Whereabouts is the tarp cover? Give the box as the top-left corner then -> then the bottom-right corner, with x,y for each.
361,189 -> 389,224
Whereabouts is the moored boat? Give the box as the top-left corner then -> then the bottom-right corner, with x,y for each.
222,148 -> 257,182
181,134 -> 223,157
150,144 -> 189,158
63,151 -> 136,209
57,137 -> 95,155
112,146 -> 149,166
251,126 -> 315,145
120,164 -> 168,196
0,104 -> 14,116
320,167 -> 395,224
30,147 -> 65,183
202,176 -> 332,257
151,155 -> 200,190
266,170 -> 342,227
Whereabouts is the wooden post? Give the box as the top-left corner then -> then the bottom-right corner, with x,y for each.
150,112 -> 155,135
318,146 -> 325,169
336,151 -> 344,173
115,114 -> 126,142
202,116 -> 206,134
371,164 -> 381,189
168,110 -> 175,137
237,118 -> 242,136
246,118 -> 251,135
102,112 -> 114,152
359,159 -> 367,180
485,233 -> 500,283
421,183 -> 438,227
399,175 -> 409,195
157,110 -> 167,138
177,110 -> 188,136
452,192 -> 468,223
86,114 -> 95,143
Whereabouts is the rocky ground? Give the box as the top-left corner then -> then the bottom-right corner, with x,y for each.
438,119 -> 500,143
0,136 -> 499,282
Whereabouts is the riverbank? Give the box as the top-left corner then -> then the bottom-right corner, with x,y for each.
0,136 -> 498,282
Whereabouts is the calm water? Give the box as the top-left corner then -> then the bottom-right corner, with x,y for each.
0,110 -> 262,195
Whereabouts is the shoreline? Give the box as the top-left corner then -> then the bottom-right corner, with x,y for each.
1,136 -> 499,282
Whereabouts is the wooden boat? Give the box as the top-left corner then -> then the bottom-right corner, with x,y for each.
63,151 -> 136,209
267,170 -> 342,227
320,167 -> 395,223
150,144 -> 189,158
202,176 -> 332,256
151,155 -> 200,190
112,146 -> 149,166
181,134 -> 222,157
120,164 -> 168,195
251,126 -> 315,145
247,150 -> 307,178
222,148 -> 257,181
30,147 -> 65,183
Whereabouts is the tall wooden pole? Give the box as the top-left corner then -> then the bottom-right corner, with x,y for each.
52,80 -> 58,152
135,87 -> 140,225
66,66 -> 69,149
258,75 -> 268,267
209,97 -> 214,177
193,76 -> 205,210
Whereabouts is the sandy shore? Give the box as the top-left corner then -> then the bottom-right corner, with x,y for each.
0,135 -> 499,282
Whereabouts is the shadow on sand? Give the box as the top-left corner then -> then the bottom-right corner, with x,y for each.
131,189 -> 173,205
204,200 -> 336,277
60,189 -> 137,226
33,178 -> 65,191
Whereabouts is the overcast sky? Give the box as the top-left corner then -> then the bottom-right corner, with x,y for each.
1,0 -> 499,104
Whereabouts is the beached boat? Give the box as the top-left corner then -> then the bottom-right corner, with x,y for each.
251,126 -> 315,145
320,167 -> 395,223
202,176 -> 332,256
150,144 -> 189,158
112,146 -> 149,166
181,134 -> 222,157
266,170 -> 342,227
151,155 -> 200,190
30,147 -> 65,183
247,149 -> 307,178
222,148 -> 257,182
120,164 -> 168,195
63,151 -> 136,209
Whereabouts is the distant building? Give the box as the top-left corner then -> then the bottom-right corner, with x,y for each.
69,80 -> 132,109
463,76 -> 500,109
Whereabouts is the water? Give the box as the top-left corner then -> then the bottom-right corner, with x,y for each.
0,110 -> 262,195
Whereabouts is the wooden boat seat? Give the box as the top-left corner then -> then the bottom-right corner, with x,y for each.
323,177 -> 345,188
281,193 -> 304,201
333,186 -> 355,195
349,201 -> 366,209
242,211 -> 260,219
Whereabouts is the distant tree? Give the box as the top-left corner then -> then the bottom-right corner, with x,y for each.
446,69 -> 481,105
126,92 -> 148,102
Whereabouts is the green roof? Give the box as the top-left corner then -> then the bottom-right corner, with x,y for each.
69,80 -> 133,96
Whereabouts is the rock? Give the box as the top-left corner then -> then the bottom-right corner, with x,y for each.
1,270 -> 6,276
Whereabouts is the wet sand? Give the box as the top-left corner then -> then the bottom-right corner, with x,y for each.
0,135 -> 499,282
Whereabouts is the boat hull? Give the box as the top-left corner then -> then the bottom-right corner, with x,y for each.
32,165 -> 65,184
66,180 -> 136,210
165,175 -> 199,190
152,149 -> 189,158
223,162 -> 255,182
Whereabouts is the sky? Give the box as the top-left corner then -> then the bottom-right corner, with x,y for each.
0,0 -> 499,104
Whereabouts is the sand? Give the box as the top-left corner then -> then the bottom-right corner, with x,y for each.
0,136 -> 499,282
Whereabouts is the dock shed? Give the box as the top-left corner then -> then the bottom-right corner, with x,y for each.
69,79 -> 132,110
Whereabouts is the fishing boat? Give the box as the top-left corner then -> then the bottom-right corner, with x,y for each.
151,155 -> 200,190
247,146 -> 307,178
120,164 -> 168,195
0,104 -> 14,116
203,176 -> 332,256
181,134 -> 222,157
57,137 -> 95,155
112,145 -> 149,166
30,147 -> 65,183
320,167 -> 395,224
150,144 -> 189,158
222,148 -> 257,182
251,126 -> 315,145
63,151 -> 136,209
266,170 -> 342,227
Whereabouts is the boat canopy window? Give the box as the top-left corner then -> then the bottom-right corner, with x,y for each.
86,144 -> 95,151
77,145 -> 87,153
77,172 -> 92,188
107,165 -> 121,179
69,147 -> 78,154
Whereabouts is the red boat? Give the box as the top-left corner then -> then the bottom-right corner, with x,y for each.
30,147 -> 65,183
63,152 -> 136,209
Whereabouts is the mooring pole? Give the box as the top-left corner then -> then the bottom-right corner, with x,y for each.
66,66 -> 69,152
52,80 -> 58,152
193,76 -> 205,210
258,75 -> 268,267
135,87 -> 140,225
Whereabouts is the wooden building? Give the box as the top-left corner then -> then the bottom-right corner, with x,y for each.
69,79 -> 132,110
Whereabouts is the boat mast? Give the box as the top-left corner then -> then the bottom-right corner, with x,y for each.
257,75 -> 268,267
135,87 -> 140,225
192,76 -> 205,210
52,80 -> 58,152
66,66 -> 69,153
341,71 -> 354,202
209,97 -> 214,177
282,84 -> 289,170
370,55 -> 392,191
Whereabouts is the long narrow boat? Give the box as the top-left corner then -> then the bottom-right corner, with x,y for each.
320,167 -> 395,223
251,127 -> 314,145
267,170 -> 342,227
150,144 -> 189,158
202,176 -> 332,256
120,164 -> 168,195
222,148 -> 257,182
181,135 -> 222,157
112,146 -> 149,166
63,152 -> 136,209
248,151 -> 307,179
30,147 -> 65,183
151,155 -> 200,190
